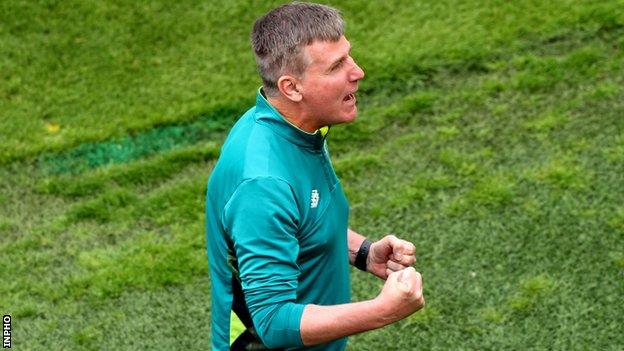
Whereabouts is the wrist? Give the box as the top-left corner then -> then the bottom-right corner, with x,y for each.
370,296 -> 394,327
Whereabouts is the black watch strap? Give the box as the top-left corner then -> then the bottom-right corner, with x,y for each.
354,239 -> 372,271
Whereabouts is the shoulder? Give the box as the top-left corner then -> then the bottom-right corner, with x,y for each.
229,176 -> 296,204
222,176 -> 300,230
220,121 -> 297,180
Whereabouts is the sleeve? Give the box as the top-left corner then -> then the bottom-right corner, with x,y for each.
223,176 -> 305,348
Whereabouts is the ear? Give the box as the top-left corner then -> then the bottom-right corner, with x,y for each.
276,75 -> 303,102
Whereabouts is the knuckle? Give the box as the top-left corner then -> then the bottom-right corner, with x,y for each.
401,289 -> 412,299
418,298 -> 425,309
413,290 -> 422,300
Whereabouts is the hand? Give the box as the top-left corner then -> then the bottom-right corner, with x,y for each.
374,267 -> 425,324
367,234 -> 416,280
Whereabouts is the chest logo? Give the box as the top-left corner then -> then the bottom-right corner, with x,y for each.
310,189 -> 320,209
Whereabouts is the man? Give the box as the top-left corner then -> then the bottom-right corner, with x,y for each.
205,2 -> 425,350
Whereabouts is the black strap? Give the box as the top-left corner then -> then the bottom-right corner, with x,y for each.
355,239 -> 372,271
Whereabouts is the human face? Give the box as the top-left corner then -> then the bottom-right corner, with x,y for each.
297,36 -> 365,129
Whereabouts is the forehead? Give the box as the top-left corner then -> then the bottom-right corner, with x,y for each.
303,35 -> 350,67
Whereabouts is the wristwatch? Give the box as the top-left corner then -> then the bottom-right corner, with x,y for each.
354,239 -> 372,271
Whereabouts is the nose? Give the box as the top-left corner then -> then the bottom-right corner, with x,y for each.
349,57 -> 365,81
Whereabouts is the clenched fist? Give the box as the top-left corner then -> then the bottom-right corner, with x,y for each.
367,235 -> 416,280
374,267 -> 425,324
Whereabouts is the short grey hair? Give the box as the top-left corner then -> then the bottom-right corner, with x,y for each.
251,2 -> 345,96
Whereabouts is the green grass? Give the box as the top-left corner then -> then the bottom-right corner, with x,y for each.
2,0 -> 624,349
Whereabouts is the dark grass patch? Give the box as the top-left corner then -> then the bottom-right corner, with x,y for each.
38,142 -> 219,197
37,106 -> 237,175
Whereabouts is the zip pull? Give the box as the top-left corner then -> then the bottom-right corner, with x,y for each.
320,125 -> 332,142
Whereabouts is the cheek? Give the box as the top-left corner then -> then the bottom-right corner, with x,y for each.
303,76 -> 347,113
309,87 -> 336,107
316,79 -> 345,102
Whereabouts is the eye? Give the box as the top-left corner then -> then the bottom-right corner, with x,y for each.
331,60 -> 345,71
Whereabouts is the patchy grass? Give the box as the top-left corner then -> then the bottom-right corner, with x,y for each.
66,188 -> 139,223
507,275 -> 556,314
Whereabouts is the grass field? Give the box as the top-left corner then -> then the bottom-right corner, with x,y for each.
1,0 -> 623,349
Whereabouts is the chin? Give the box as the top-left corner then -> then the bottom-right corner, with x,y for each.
336,107 -> 358,124
344,109 -> 358,123
332,115 -> 356,125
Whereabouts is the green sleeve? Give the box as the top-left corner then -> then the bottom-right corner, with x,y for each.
223,176 -> 305,348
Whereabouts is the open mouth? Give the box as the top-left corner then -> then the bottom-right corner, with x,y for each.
343,93 -> 355,102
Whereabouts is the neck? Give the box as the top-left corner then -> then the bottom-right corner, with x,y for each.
267,95 -> 319,133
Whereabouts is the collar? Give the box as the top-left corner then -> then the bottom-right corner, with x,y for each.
254,88 -> 328,150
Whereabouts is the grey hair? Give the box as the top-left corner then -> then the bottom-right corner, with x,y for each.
251,2 -> 345,96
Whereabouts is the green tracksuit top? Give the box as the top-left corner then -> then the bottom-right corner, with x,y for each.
205,89 -> 350,350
